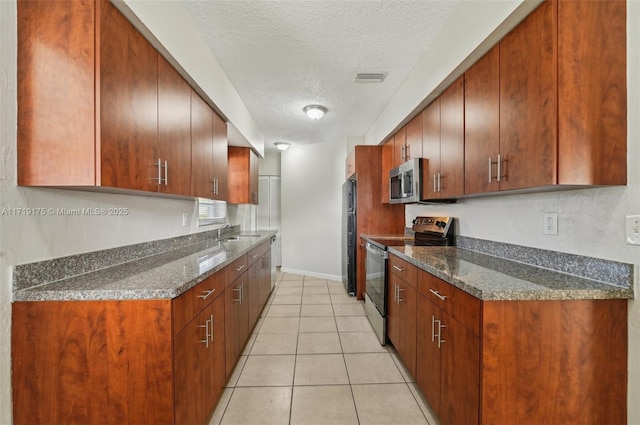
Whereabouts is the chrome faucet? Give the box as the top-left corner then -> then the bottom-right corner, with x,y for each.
217,223 -> 232,239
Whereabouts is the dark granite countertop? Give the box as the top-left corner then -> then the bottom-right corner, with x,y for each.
386,245 -> 633,301
13,231 -> 275,302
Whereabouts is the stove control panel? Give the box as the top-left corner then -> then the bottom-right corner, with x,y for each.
412,216 -> 453,236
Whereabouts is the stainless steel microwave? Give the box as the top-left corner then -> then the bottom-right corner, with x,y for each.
389,158 -> 427,204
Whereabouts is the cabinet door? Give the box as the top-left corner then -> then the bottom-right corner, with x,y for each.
464,45 -> 500,195
17,0 -> 97,186
228,147 -> 259,204
386,276 -> 400,346
439,311 -> 480,425
405,114 -> 423,161
393,127 -> 407,167
224,281 -> 241,379
557,0 -> 626,186
499,0 -> 557,191
174,304 -> 212,425
416,295 -> 441,418
206,294 -> 226,419
422,100 -> 440,199
211,112 -> 228,200
99,0 -> 158,191
247,261 -> 261,330
191,92 -> 215,199
157,54 -> 191,196
380,139 -> 394,203
439,76 -> 465,199
398,281 -> 417,378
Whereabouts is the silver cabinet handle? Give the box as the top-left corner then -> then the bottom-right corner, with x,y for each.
406,144 -> 410,160
164,160 -> 168,185
251,254 -> 258,260
234,264 -> 245,272
199,318 -> 211,348
209,315 -> 214,342
392,265 -> 403,272
153,158 -> 162,183
401,145 -> 406,161
497,154 -> 502,183
429,289 -> 447,301
433,174 -> 437,193
211,179 -> 216,194
437,173 -> 442,192
240,282 -> 244,304
198,288 -> 216,300
438,322 -> 446,348
488,157 -> 493,183
431,315 -> 437,342
397,286 -> 404,303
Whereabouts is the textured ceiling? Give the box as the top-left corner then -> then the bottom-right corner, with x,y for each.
182,0 -> 460,151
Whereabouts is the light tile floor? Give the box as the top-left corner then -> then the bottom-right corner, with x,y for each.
209,272 -> 440,425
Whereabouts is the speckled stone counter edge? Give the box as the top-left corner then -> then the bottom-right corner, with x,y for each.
456,236 -> 633,289
13,226 -> 239,291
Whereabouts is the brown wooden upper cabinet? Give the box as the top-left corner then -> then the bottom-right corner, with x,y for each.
464,45 -> 500,195
404,115 -> 423,163
392,127 -> 407,168
17,0 -> 230,200
466,0 -> 626,194
157,55 -> 193,196
228,147 -> 259,204
422,76 -> 465,200
380,138 -> 394,203
191,92 -> 228,200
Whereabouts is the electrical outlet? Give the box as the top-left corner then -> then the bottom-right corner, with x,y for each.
625,215 -> 640,245
182,212 -> 189,227
543,212 -> 558,235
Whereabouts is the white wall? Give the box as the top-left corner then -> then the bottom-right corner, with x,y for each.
280,140 -> 346,280
259,151 -> 282,176
369,1 -> 640,421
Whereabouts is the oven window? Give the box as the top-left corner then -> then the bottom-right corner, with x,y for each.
365,249 -> 387,315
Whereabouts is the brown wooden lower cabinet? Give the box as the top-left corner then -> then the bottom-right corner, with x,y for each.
415,269 -> 628,425
12,246 -> 272,425
175,297 -> 225,425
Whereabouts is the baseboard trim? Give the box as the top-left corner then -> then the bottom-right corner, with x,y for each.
279,267 -> 341,282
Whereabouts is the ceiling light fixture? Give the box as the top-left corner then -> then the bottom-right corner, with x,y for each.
303,105 -> 327,120
274,142 -> 291,151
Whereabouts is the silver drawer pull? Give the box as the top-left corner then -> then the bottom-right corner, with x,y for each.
251,254 -> 258,259
234,264 -> 245,272
429,289 -> 447,301
198,289 -> 216,300
392,265 -> 404,272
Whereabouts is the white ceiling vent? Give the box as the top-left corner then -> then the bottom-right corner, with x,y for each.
354,72 -> 387,83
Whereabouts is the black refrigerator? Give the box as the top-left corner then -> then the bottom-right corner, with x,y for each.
342,178 -> 357,295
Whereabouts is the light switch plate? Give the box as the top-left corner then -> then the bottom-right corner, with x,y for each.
625,215 -> 640,245
182,212 -> 189,227
543,212 -> 558,235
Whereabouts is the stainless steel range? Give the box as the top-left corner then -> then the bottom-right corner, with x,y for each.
364,216 -> 454,345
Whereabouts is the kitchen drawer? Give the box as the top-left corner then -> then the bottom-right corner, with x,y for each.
173,271 -> 225,334
225,254 -> 248,286
418,270 -> 480,335
389,254 -> 418,288
248,240 -> 269,265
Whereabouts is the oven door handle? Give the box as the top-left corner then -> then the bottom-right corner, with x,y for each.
366,242 -> 388,259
